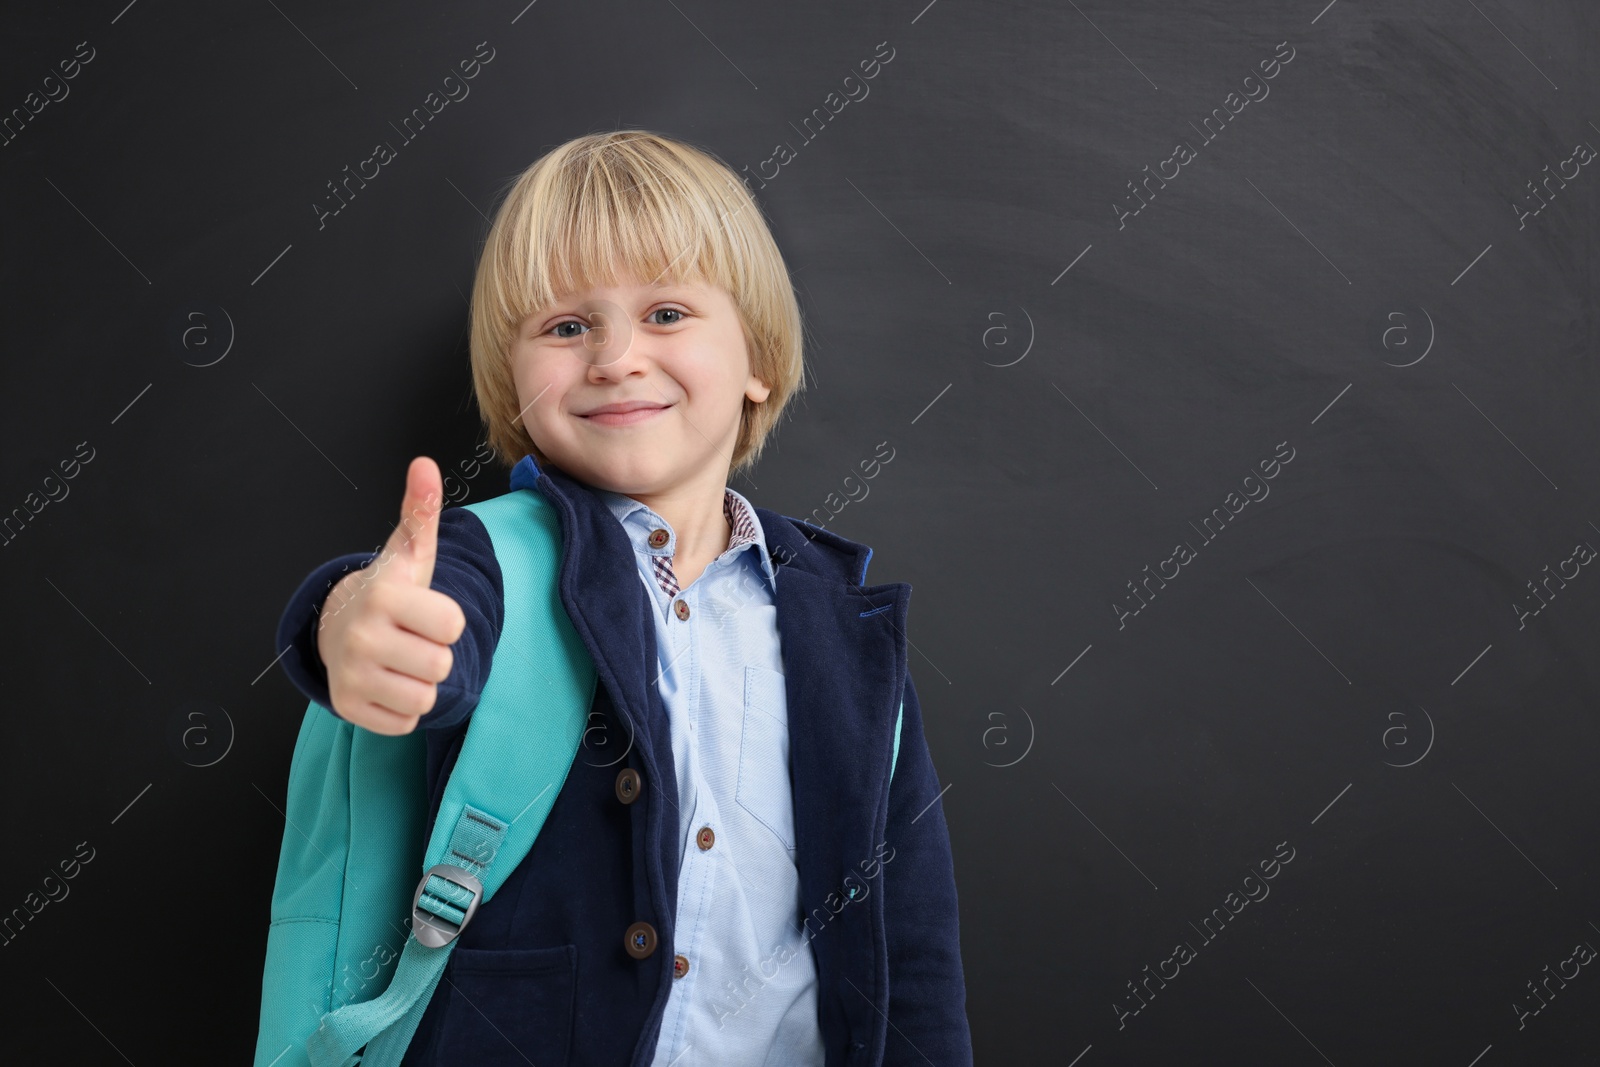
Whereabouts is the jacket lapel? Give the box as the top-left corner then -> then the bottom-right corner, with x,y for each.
770,561 -> 908,873
757,513 -> 910,956
524,460 -> 684,910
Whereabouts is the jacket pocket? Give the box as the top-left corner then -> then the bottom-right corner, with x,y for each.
432,944 -> 577,1066
735,664 -> 797,851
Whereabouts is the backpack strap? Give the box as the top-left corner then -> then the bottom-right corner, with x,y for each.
306,488 -> 596,1067
891,698 -> 903,782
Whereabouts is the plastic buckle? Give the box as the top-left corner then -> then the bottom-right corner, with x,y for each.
411,864 -> 484,948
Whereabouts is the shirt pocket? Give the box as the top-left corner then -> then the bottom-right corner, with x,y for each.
735,664 -> 797,852
433,944 -> 576,1066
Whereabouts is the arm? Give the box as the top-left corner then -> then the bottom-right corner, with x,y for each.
273,506 -> 505,731
881,671 -> 975,1065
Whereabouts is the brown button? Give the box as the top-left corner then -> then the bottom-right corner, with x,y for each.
624,921 -> 658,959
674,599 -> 690,621
696,826 -> 715,850
648,528 -> 670,549
615,767 -> 641,804
673,953 -> 690,978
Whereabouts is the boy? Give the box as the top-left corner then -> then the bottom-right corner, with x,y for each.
274,130 -> 972,1066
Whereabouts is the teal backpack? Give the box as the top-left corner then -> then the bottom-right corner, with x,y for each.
253,486 -> 599,1067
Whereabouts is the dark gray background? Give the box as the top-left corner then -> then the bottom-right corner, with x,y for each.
3,1 -> 1597,1063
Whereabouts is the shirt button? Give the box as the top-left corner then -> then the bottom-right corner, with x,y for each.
614,767 -> 641,804
674,599 -> 690,621
673,953 -> 690,978
648,528 -> 670,549
624,921 -> 658,959
696,826 -> 715,850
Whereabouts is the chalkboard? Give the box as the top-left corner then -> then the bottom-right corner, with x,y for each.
2,1 -> 1596,1063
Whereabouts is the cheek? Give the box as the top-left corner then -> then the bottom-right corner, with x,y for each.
672,360 -> 725,405
513,352 -> 554,405
518,358 -> 556,425
516,363 -> 543,401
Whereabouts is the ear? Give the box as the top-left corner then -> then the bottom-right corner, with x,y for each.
746,374 -> 772,404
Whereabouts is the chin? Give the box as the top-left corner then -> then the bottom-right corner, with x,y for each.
578,457 -> 670,493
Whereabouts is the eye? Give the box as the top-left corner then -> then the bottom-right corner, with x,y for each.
548,320 -> 589,339
648,307 -> 685,325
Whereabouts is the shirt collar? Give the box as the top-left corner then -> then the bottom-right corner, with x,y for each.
512,452 -> 884,590
593,484 -> 779,592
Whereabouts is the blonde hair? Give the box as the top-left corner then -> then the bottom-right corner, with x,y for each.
468,130 -> 806,480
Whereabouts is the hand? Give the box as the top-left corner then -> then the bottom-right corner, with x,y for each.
315,456 -> 468,734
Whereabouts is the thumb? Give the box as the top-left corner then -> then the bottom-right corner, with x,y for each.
383,456 -> 444,589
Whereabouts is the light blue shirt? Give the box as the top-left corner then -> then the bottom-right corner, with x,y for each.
596,486 -> 826,1067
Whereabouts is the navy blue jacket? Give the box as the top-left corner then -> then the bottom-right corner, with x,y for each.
274,454 -> 973,1066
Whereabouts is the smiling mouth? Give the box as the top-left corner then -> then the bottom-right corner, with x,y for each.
579,404 -> 671,427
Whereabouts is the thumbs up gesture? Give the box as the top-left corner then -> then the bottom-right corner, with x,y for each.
316,457 -> 469,734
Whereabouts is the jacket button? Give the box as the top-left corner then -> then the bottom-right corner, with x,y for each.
674,599 -> 690,621
648,528 -> 670,549
615,767 -> 641,804
673,953 -> 690,978
624,921 -> 658,959
696,826 -> 715,850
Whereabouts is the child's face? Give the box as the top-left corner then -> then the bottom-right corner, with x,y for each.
511,272 -> 771,496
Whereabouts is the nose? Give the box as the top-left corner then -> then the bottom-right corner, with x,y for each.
579,300 -> 656,379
